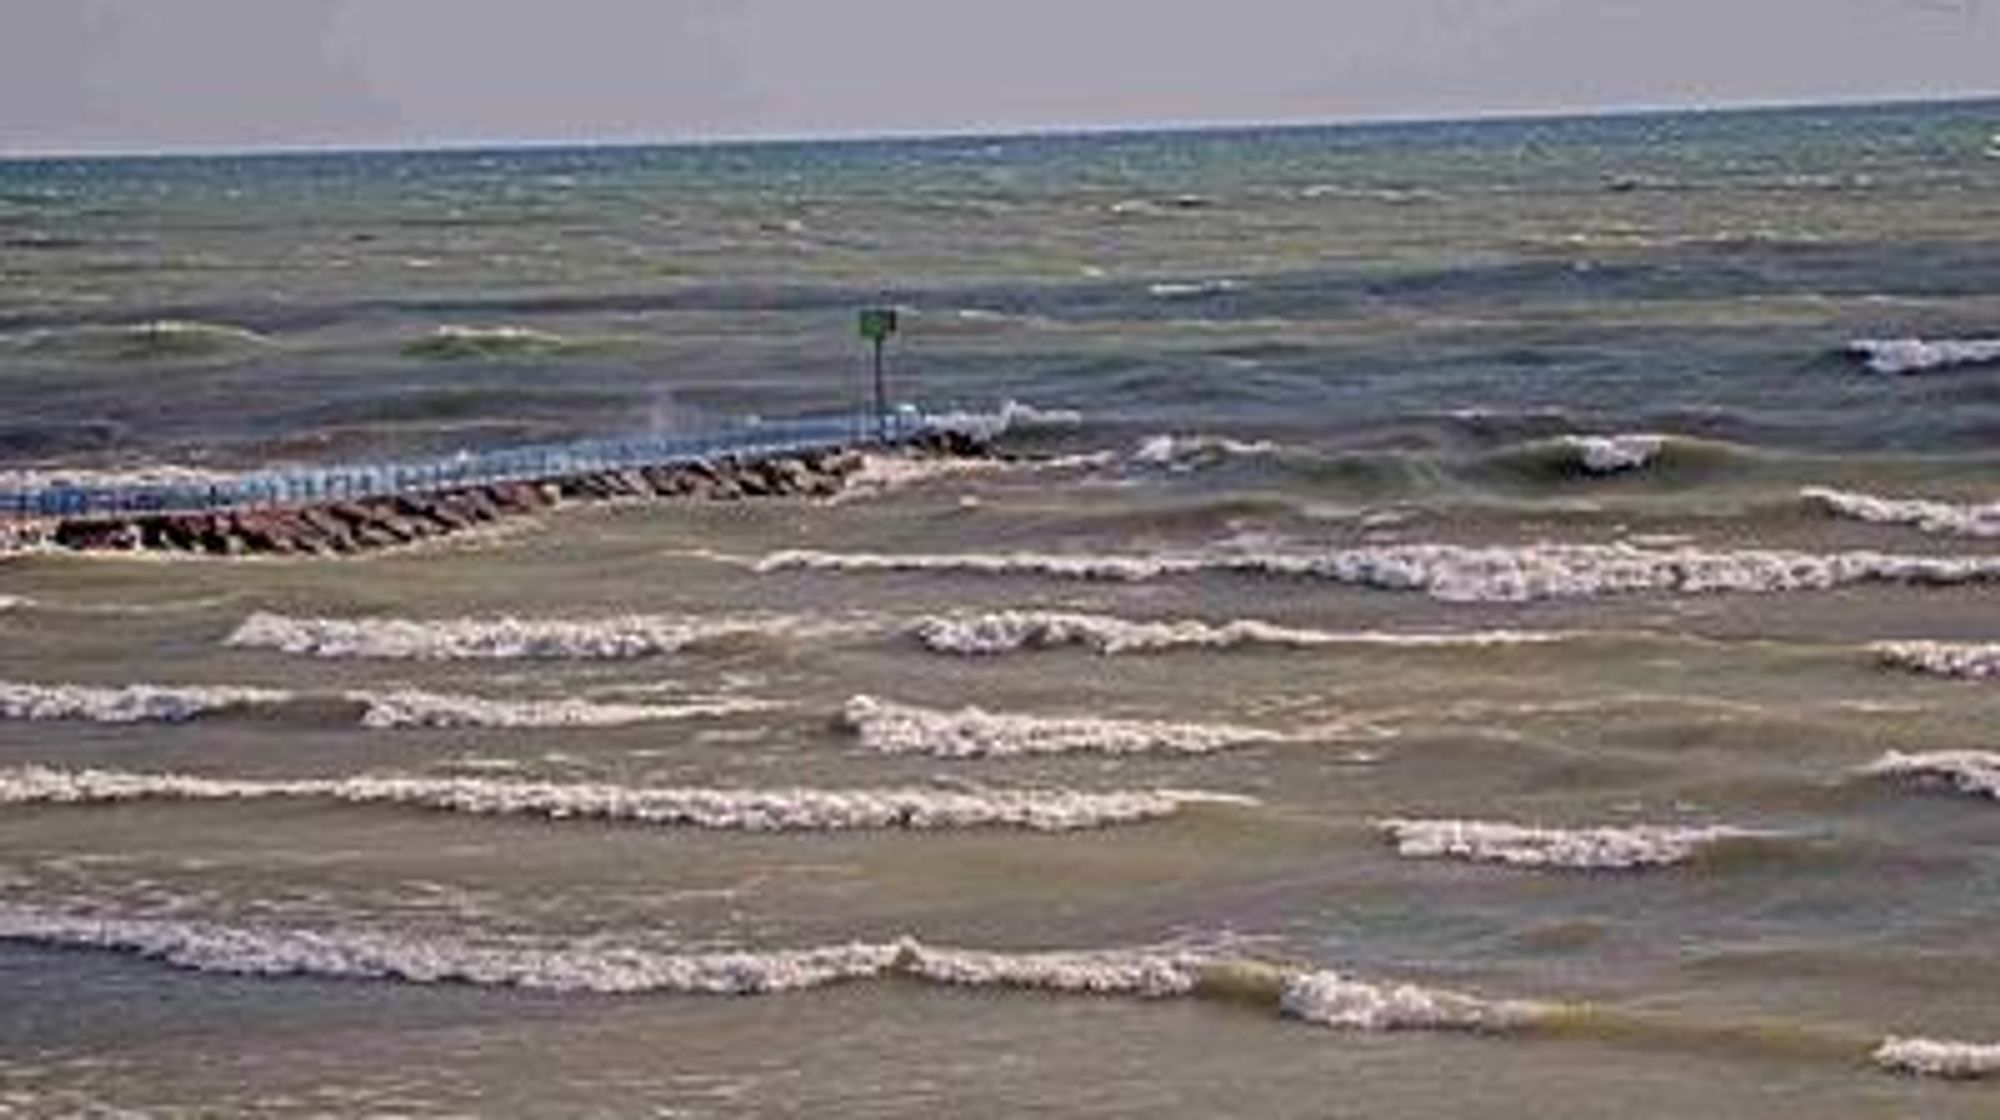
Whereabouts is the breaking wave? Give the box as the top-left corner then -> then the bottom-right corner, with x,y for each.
1859,751 -> 2000,801
840,695 -> 1295,758
1558,434 -> 1667,475
910,610 -> 1569,656
402,324 -> 580,360
350,689 -> 771,730
1803,487 -> 2000,539
1846,337 -> 2000,376
1146,279 -> 1244,300
0,765 -> 1227,832
0,682 -> 289,724
1872,641 -> 2000,681
0,902 -> 1533,1034
1875,1037 -> 2000,1080
759,542 -> 2000,602
1380,819 -> 1763,870
226,610 -> 838,660
1281,969 -> 1551,1032
1129,434 -> 1282,471
922,400 -> 1084,440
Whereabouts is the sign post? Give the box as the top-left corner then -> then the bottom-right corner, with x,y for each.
858,307 -> 899,443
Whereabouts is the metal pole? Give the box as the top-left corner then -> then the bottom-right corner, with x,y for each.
872,336 -> 887,444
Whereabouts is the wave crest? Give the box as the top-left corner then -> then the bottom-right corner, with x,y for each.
922,400 -> 1084,440
402,325 -> 578,360
1381,819 -> 1758,870
352,689 -> 770,729
1846,338 -> 2000,376
1873,641 -> 2000,681
14,320 -> 268,362
0,682 -> 289,724
761,543 -> 2000,602
1860,751 -> 2000,801
840,695 -> 1291,758
1130,434 -> 1281,471
1281,970 -> 1550,1031
0,765 -> 1220,832
911,610 -> 1567,656
1875,1037 -> 2000,1079
1803,487 -> 2000,539
227,610 -> 831,660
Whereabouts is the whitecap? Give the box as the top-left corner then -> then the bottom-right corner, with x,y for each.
226,610 -> 833,660
910,610 -> 1568,656
1875,1036 -> 2000,1079
1561,434 -> 1666,475
840,695 -> 1292,758
1872,641 -> 2000,681
1146,279 -> 1242,299
758,542 -> 2000,603
0,765 -> 1221,832
1130,434 -> 1281,470
1380,819 -> 1756,870
1802,487 -> 2000,539
1281,970 -> 1550,1032
921,400 -> 1084,440
0,682 -> 289,724
1847,338 -> 2000,376
351,689 -> 770,730
1859,751 -> 2000,800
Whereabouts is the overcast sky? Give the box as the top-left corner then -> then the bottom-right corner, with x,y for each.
3,0 -> 1996,153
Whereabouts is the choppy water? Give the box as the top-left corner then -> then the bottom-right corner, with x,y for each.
2,99 -> 1999,1117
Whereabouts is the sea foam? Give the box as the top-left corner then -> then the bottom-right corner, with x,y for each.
760,542 -> 2000,602
1872,641 -> 2000,681
227,610 -> 831,660
840,695 -> 1293,758
1381,819 -> 1755,870
1802,487 -> 2000,539
1875,1037 -> 2000,1079
910,610 -> 1567,656
0,682 -> 290,724
1859,751 -> 2000,800
1846,338 -> 2000,376
0,765 -> 1220,832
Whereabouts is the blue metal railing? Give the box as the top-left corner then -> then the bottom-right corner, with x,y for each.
0,408 -> 927,521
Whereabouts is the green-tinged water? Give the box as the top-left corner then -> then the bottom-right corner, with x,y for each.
1,99 -> 1998,1117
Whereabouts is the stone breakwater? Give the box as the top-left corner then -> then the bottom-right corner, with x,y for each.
13,432 -> 989,557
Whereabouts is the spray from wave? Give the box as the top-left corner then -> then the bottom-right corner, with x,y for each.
0,765 -> 1232,832
910,609 -> 1569,656
226,610 -> 842,660
1872,641 -> 2000,681
1380,819 -> 1763,870
760,542 -> 2000,603
840,695 -> 1297,758
1803,487 -> 1999,539
1846,337 -> 2000,376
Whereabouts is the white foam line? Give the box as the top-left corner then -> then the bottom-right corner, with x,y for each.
0,766 -> 1226,832
227,610 -> 845,660
1859,751 -> 2000,800
840,695 -> 1296,758
1875,1037 -> 2000,1079
1381,819 -> 1759,870
1873,641 -> 2000,681
911,610 -> 1570,656
0,682 -> 290,724
350,690 -> 773,730
1803,487 -> 2000,539
1847,337 -> 2000,376
759,543 -> 2000,602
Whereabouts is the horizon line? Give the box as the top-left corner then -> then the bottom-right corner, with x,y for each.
3,90 -> 1997,163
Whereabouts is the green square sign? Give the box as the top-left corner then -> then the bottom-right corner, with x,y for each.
859,308 -> 899,342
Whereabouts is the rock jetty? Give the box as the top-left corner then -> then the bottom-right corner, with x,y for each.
11,430 -> 991,558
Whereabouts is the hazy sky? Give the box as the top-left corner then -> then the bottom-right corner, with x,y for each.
4,0 -> 1996,153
